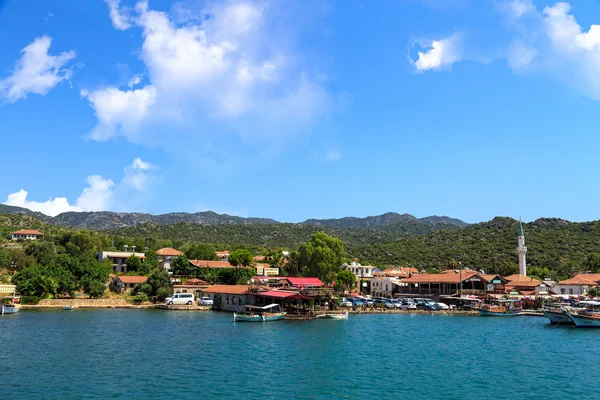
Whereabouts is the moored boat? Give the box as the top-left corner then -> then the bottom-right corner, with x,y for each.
476,300 -> 522,316
325,312 -> 349,320
1,304 -> 20,315
543,308 -> 573,325
233,304 -> 286,322
567,312 -> 600,328
63,305 -> 75,311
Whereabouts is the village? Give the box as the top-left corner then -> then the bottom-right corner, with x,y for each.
4,222 -> 600,321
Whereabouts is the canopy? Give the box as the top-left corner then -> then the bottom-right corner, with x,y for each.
286,277 -> 324,287
256,290 -> 311,300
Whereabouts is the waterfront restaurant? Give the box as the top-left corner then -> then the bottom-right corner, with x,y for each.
399,270 -> 487,295
504,275 -> 548,297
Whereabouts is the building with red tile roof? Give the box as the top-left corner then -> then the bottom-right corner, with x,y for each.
111,275 -> 148,293
11,229 -> 44,240
202,285 -> 250,312
554,274 -> 600,297
190,260 -> 233,268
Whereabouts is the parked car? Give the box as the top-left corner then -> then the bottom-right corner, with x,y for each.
435,302 -> 450,310
361,298 -> 374,307
339,298 -> 353,307
350,298 -> 364,307
391,299 -> 403,309
165,293 -> 195,305
400,300 -> 417,310
415,299 -> 439,311
198,297 -> 213,306
373,298 -> 395,309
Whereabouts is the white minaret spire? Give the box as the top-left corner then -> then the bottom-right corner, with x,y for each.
517,218 -> 527,276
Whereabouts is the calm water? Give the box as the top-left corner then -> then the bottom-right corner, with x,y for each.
1,310 -> 598,399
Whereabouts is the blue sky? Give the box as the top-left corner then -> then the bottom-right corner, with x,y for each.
2,0 -> 600,223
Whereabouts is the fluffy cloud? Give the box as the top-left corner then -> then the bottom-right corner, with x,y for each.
3,159 -> 155,216
83,0 -> 332,143
105,0 -> 132,30
0,35 -> 76,103
412,34 -> 463,71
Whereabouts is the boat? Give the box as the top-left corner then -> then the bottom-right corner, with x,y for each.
1,304 -> 20,315
567,312 -> 600,328
325,312 -> 349,320
543,308 -> 573,324
476,300 -> 523,316
233,304 -> 286,322
62,305 -> 75,311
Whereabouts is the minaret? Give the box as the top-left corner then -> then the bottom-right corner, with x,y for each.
517,219 -> 527,276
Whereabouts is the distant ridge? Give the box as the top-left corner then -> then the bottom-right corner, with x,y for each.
0,206 -> 468,231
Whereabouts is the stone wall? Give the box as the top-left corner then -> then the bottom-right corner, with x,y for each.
37,299 -> 127,307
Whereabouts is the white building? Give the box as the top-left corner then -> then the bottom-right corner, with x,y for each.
343,261 -> 381,279
517,220 -> 527,276
156,247 -> 183,270
11,229 -> 44,241
97,250 -> 146,273
553,274 -> 600,297
371,276 -> 403,298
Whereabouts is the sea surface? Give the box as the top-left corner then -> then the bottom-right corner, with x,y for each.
1,310 -> 598,399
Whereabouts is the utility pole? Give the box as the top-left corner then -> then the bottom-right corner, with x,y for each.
459,261 -> 463,298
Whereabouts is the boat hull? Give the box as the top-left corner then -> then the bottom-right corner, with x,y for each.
233,312 -> 286,322
1,305 -> 19,315
543,310 -> 573,325
568,313 -> 600,328
326,312 -> 349,320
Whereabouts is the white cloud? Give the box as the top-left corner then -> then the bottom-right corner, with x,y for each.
127,74 -> 142,88
2,158 -> 156,216
105,0 -> 132,30
86,0 -> 333,143
505,0 -> 535,19
0,35 -> 76,103
4,189 -> 80,217
412,34 -> 463,71
81,85 -> 157,141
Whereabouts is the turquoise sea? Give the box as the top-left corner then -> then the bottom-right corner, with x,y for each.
1,310 -> 598,399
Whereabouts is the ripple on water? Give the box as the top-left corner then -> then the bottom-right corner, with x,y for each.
2,310 -> 600,399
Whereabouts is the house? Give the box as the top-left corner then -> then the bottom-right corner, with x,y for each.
172,278 -> 210,298
371,276 -> 404,298
379,267 -> 419,278
553,274 -> 600,297
399,270 -> 487,295
216,251 -> 229,261
156,247 -> 183,270
111,276 -> 148,293
97,251 -> 146,273
342,261 -> 382,293
504,274 -> 549,297
480,274 -> 509,294
202,285 -> 250,312
11,229 -> 44,241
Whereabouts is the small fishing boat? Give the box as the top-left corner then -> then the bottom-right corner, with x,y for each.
1,304 -> 20,315
543,308 -> 572,324
476,300 -> 522,316
233,304 -> 286,322
62,305 -> 75,311
325,312 -> 349,320
567,312 -> 600,328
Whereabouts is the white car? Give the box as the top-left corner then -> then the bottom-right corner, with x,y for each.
165,293 -> 195,305
198,297 -> 213,306
435,302 -> 450,310
339,298 -> 353,307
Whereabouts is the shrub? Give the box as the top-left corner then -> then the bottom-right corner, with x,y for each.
132,293 -> 149,304
156,287 -> 172,301
19,296 -> 40,305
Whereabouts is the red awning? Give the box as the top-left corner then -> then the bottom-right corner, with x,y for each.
286,277 -> 324,287
257,290 -> 311,300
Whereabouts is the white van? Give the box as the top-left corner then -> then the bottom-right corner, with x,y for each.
165,293 -> 195,305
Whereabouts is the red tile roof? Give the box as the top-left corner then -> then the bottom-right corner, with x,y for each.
156,247 -> 183,256
558,274 -> 600,286
402,270 -> 479,284
118,276 -> 148,284
182,278 -> 209,285
505,274 -> 542,288
253,255 -> 266,261
190,260 -> 233,268
12,229 -> 44,235
203,285 -> 249,294
286,277 -> 324,287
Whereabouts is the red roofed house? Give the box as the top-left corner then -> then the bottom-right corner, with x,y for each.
202,285 -> 250,311
11,229 -> 44,241
156,247 -> 184,271
173,278 -> 210,299
215,251 -> 229,261
97,251 -> 146,273
504,274 -> 549,297
190,260 -> 233,269
111,275 -> 148,293
553,274 -> 600,297
399,270 -> 487,295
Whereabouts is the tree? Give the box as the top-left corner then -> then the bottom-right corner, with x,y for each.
298,232 -> 346,282
228,249 -> 253,267
142,250 -> 159,274
80,260 -> 110,298
335,270 -> 356,293
126,254 -> 143,273
172,255 -> 194,276
156,286 -> 172,301
13,266 -> 58,297
185,244 -> 217,261
147,268 -> 171,296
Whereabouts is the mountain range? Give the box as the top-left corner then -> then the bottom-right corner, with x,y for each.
0,204 -> 468,231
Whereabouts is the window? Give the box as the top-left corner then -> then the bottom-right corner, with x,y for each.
561,288 -> 565,294
569,288 -> 574,294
